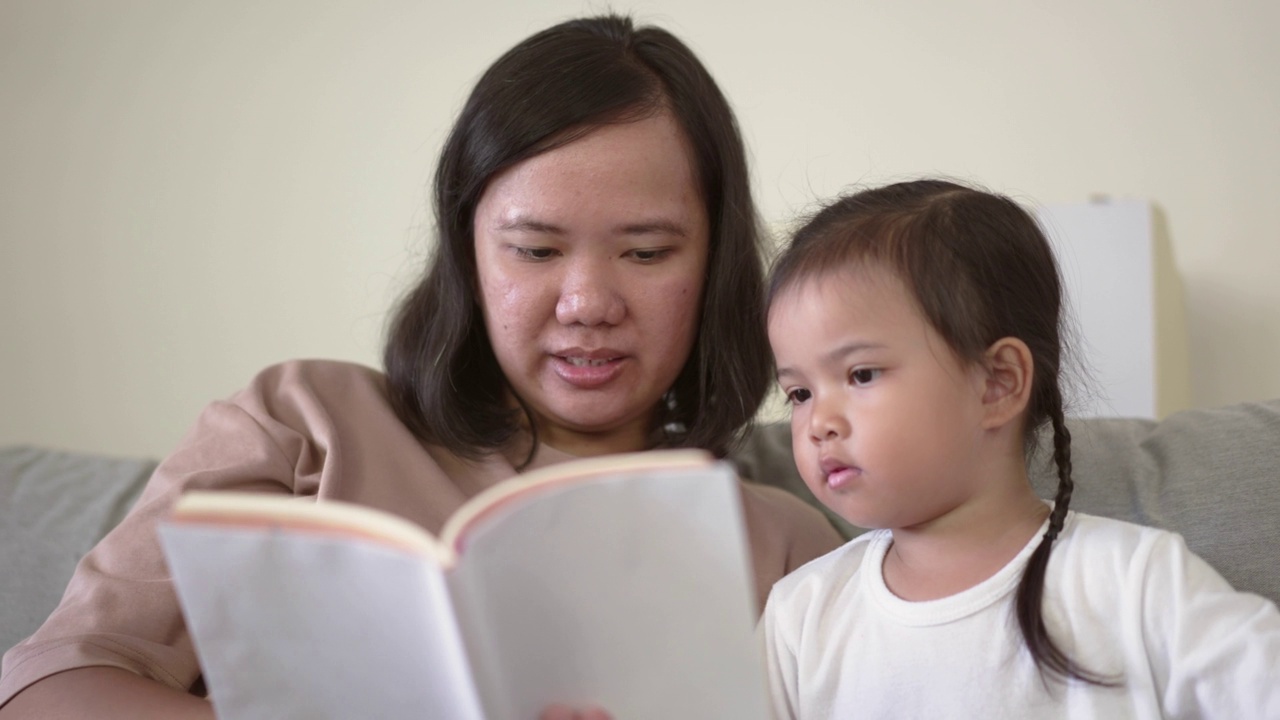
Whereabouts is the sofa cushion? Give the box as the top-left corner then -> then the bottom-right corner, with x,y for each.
0,446 -> 156,654
733,400 -> 1280,604
1033,400 -> 1280,604
3,399 -> 1277,656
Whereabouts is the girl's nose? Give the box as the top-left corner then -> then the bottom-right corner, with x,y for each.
555,261 -> 626,327
808,394 -> 850,444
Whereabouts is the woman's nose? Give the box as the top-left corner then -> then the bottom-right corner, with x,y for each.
555,261 -> 626,327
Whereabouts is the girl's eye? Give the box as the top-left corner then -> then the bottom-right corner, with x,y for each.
785,388 -> 811,405
850,368 -> 881,386
513,246 -> 558,261
626,248 -> 672,263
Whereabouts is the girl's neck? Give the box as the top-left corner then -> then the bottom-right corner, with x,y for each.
882,467 -> 1049,602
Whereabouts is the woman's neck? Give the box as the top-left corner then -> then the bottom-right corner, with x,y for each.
516,416 -> 656,463
501,391 -> 658,464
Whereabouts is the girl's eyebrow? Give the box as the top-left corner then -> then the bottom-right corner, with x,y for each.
775,341 -> 885,381
827,341 -> 884,362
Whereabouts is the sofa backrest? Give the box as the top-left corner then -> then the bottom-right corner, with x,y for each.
3,399 -> 1277,656
732,399 -> 1280,605
0,446 -> 155,655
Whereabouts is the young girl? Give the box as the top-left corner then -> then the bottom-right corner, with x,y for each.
761,179 -> 1280,718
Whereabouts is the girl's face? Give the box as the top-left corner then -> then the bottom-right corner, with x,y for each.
768,266 -> 990,530
473,112 -> 709,456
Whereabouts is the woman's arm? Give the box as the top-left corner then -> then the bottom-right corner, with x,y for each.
0,667 -> 214,720
540,705 -> 612,720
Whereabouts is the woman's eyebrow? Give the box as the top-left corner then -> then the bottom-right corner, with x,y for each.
497,217 -> 565,234
494,217 -> 688,237
617,219 -> 689,237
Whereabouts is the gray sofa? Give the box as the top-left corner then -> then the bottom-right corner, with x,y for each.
3,399 -> 1279,657
731,400 -> 1280,605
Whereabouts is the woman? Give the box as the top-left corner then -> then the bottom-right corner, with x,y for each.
0,14 -> 842,718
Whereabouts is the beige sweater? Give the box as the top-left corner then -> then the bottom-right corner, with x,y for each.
0,359 -> 841,704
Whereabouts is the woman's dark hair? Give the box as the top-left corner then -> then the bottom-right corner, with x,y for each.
383,14 -> 770,462
769,178 -> 1114,687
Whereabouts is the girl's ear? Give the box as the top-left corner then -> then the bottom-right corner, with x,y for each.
980,337 -> 1034,430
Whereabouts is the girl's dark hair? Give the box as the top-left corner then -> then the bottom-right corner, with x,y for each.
769,178 -> 1114,687
383,15 -> 770,461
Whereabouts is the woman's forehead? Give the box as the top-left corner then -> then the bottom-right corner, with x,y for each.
473,112 -> 707,233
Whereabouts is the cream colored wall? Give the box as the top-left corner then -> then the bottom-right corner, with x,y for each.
2,1 -> 1277,459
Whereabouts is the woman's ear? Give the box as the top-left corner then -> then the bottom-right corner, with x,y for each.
980,337 -> 1034,430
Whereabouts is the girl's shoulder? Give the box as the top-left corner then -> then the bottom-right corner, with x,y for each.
1061,511 -> 1184,557
1057,511 -> 1183,571
767,528 -> 885,606
1055,511 -> 1248,600
1064,510 -> 1170,541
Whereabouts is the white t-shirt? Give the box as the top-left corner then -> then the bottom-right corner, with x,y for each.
761,511 -> 1280,719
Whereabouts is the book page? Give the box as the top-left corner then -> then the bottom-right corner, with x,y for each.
159,521 -> 484,720
447,461 -> 770,720
440,448 -> 713,552
167,491 -> 455,565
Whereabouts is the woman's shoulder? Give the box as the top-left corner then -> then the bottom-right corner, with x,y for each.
162,359 -> 420,493
163,358 -> 501,523
237,358 -> 388,403
219,359 -> 400,434
738,480 -> 821,517
738,481 -> 845,571
738,482 -> 840,538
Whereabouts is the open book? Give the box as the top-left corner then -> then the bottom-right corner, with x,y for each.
158,449 -> 770,720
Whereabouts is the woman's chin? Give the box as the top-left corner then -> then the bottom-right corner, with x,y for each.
532,404 -> 656,454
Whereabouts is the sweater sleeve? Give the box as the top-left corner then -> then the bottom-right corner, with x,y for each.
738,482 -> 843,613
1139,531 -> 1280,718
0,363 -> 331,706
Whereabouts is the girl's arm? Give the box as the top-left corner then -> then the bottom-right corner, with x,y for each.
1142,532 -> 1280,717
0,667 -> 214,719
759,594 -> 801,720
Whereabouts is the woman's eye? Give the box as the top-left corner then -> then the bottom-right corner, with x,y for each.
785,388 -> 811,405
850,368 -> 880,386
513,246 -> 557,261
627,248 -> 672,263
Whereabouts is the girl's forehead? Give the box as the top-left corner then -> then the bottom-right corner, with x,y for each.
773,264 -> 908,311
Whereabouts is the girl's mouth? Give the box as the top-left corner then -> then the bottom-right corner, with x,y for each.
820,460 -> 862,490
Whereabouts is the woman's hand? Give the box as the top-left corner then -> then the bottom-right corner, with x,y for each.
540,704 -> 613,720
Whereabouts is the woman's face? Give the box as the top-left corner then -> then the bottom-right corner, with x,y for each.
473,111 -> 710,456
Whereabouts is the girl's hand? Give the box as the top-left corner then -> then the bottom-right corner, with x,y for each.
539,704 -> 613,720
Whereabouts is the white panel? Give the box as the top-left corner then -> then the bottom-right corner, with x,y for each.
1035,200 -> 1155,418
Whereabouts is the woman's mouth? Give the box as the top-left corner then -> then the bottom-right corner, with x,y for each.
552,352 -> 625,388
562,356 -> 613,367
